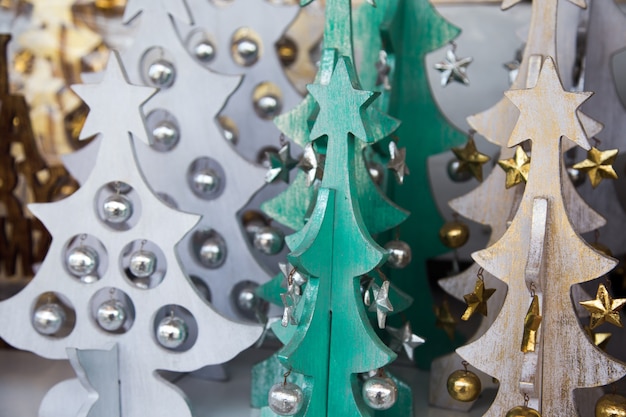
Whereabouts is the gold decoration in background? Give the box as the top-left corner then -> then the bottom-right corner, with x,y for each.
584,325 -> 612,351
498,145 -> 530,188
461,270 -> 496,321
435,299 -> 457,340
572,147 -> 618,188
451,133 -> 491,182
521,294 -> 542,353
580,283 -> 626,329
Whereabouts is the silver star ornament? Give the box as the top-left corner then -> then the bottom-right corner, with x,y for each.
434,46 -> 473,87
375,50 -> 391,91
369,280 -> 394,329
387,322 -> 425,361
388,141 -> 409,184
265,142 -> 298,184
299,143 -> 324,186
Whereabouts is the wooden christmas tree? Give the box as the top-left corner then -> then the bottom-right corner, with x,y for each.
457,56 -> 626,417
0,52 -> 262,417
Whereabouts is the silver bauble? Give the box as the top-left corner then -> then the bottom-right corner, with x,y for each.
67,246 -> 99,276
96,300 -> 127,332
32,303 -> 66,336
253,226 -> 285,255
447,159 -> 472,182
194,41 -> 215,63
254,94 -> 281,119
190,168 -> 221,198
197,236 -> 226,268
268,382 -> 304,415
102,194 -> 133,224
368,162 -> 385,185
129,250 -> 157,278
362,376 -> 398,410
152,121 -> 179,150
384,240 -> 412,269
147,60 -> 175,88
567,166 -> 585,187
234,38 -> 259,66
156,315 -> 188,349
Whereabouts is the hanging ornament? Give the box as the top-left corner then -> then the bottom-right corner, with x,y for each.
367,161 -> 385,186
384,240 -> 412,269
253,226 -> 285,255
446,361 -> 481,402
298,143 -> 324,186
566,165 -> 585,187
435,299 -> 456,340
156,313 -> 188,349
498,146 -> 531,188
521,293 -> 542,353
96,299 -> 127,332
596,393 -> 626,417
279,262 -> 307,293
362,371 -> 398,410
434,42 -> 473,87
195,233 -> 227,268
280,268 -> 302,327
572,146 -> 619,188
506,405 -> 541,417
369,280 -> 393,329
375,50 -> 391,91
32,302 -> 66,336
461,268 -> 496,321
580,283 -> 626,329
450,130 -> 491,182
66,245 -> 99,277
265,139 -> 298,184
386,322 -> 425,361
129,245 -> 157,278
268,370 -> 304,416
503,43 -> 525,85
387,141 -> 409,184
439,218 -> 470,249
146,59 -> 176,88
447,158 -> 473,182
102,194 -> 133,224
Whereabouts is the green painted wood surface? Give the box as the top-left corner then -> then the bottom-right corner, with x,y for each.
381,0 -> 467,368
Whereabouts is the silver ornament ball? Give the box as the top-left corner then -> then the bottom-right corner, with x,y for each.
253,226 -> 285,255
254,94 -> 281,119
235,38 -> 259,66
102,195 -> 133,224
66,246 -> 99,276
152,121 -> 179,150
194,40 -> 216,62
384,240 -> 412,269
129,250 -> 157,278
197,236 -> 226,268
156,315 -> 188,349
147,60 -> 175,88
190,168 -> 221,198
447,159 -> 472,183
362,376 -> 398,410
96,300 -> 127,332
368,162 -> 385,185
567,166 -> 585,187
32,303 -> 66,336
268,382 -> 304,416
237,285 -> 259,314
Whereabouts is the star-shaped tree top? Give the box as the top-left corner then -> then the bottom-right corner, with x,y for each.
505,57 -> 591,150
307,57 -> 379,144
72,52 -> 156,145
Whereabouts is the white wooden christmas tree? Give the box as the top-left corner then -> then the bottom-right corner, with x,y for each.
456,56 -> 626,417
0,52 -> 262,417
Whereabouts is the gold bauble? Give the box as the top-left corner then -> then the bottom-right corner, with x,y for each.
505,406 -> 541,417
596,393 -> 626,417
446,370 -> 481,402
439,221 -> 470,249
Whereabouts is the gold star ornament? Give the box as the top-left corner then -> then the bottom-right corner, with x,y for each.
435,299 -> 457,341
584,325 -> 612,351
580,284 -> 626,329
521,295 -> 542,353
461,278 -> 496,321
451,137 -> 490,182
497,146 -> 530,188
572,147 -> 618,188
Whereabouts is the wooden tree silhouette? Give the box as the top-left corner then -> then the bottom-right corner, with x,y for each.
457,56 -> 626,417
0,53 -> 262,417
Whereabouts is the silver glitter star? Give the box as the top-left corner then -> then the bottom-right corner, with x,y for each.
388,141 -> 410,184
434,47 -> 473,87
299,143 -> 324,186
265,142 -> 298,184
503,44 -> 524,85
375,50 -> 391,91
369,280 -> 393,329
387,322 -> 425,361
279,262 -> 307,292
280,289 -> 299,327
